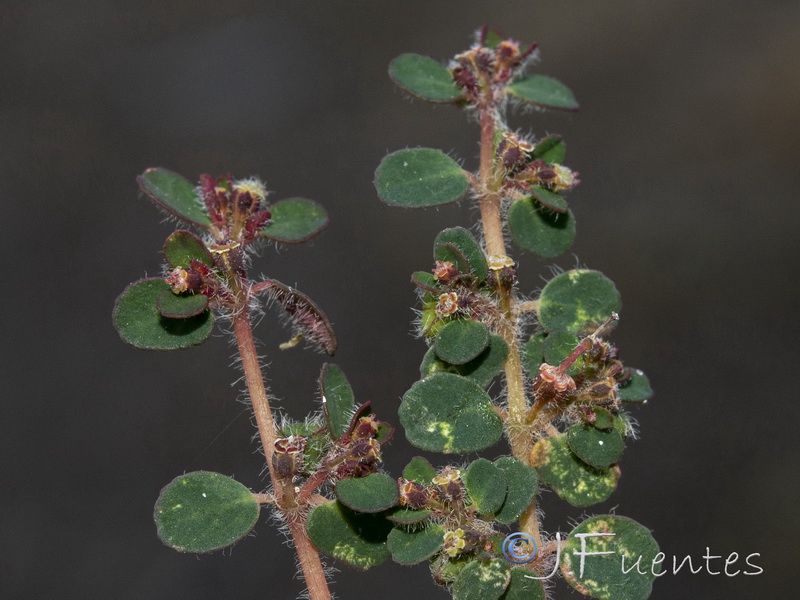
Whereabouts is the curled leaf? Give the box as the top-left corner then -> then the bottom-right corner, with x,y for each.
259,279 -> 337,356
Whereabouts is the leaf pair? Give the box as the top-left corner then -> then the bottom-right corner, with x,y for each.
389,53 -> 578,110
138,168 -> 329,243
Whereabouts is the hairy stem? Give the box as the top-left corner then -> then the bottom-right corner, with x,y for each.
287,514 -> 332,600
477,108 -> 541,549
231,285 -> 331,600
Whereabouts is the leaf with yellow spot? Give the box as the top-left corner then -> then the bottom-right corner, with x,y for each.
399,373 -> 503,453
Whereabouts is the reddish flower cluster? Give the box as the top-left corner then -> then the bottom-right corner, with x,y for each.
199,174 -> 272,245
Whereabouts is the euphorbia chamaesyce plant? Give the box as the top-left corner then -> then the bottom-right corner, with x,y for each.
113,170 -> 395,600
314,27 -> 655,599
114,26 -> 659,600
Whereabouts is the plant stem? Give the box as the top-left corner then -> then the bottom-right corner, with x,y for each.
286,513 -> 332,600
231,287 -> 332,600
477,108 -> 542,549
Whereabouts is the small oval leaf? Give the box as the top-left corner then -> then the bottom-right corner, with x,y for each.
400,373 -> 502,453
402,456 -> 437,484
421,334 -> 508,388
387,508 -> 431,526
567,425 -> 625,470
157,290 -> 209,319
163,230 -> 214,268
335,473 -> 399,513
113,278 -> 214,350
538,270 -> 621,335
389,53 -> 463,103
154,471 -> 259,554
434,319 -> 490,365
619,368 -> 653,403
137,168 -> 210,227
306,501 -> 392,570
387,524 -> 445,565
531,136 -> 566,164
530,436 -> 619,507
530,186 -> 568,214
493,457 -> 539,525
374,148 -> 470,208
508,199 -> 575,258
260,197 -> 329,243
319,363 -> 357,440
453,559 -> 511,600
434,227 -> 488,281
463,458 -> 507,515
508,75 -> 579,110
561,515 -> 660,600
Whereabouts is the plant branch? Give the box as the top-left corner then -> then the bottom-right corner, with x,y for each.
231,281 -> 331,600
476,106 -> 541,548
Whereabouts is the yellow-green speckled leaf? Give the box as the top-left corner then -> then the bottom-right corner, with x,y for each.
305,501 -> 392,570
530,436 -> 619,507
153,471 -> 259,554
561,515 -> 660,600
399,373 -> 502,454
453,558 -> 511,600
538,270 -> 621,335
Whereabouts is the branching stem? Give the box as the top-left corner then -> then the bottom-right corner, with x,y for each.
231,278 -> 332,600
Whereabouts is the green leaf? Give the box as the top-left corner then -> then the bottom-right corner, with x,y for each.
421,334 -> 508,388
387,507 -> 431,525
508,75 -> 579,110
260,197 -> 328,243
412,270 -> 439,293
400,373 -> 503,453
531,135 -> 566,164
374,148 -> 470,208
531,436 -> 619,507
500,567 -> 546,600
463,459 -> 507,515
530,186 -> 568,214
522,332 -> 546,378
434,319 -> 490,365
567,425 -> 625,470
589,407 -> 615,430
434,227 -> 488,281
306,501 -> 392,570
508,199 -> 575,258
538,270 -> 621,335
319,363 -> 356,440
619,368 -> 653,403
402,456 -> 436,484
453,559 -> 511,600
157,290 -> 208,319
137,168 -> 210,227
542,330 -> 585,376
113,278 -> 214,350
154,471 -> 259,553
493,457 -> 539,525
561,515 -> 660,600
335,473 -> 399,513
163,230 -> 214,268
387,524 -> 445,565
388,53 -> 463,103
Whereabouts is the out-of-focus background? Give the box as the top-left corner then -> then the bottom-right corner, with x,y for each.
2,1 -> 799,598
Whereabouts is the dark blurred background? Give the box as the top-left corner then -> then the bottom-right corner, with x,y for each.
2,1 -> 799,598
